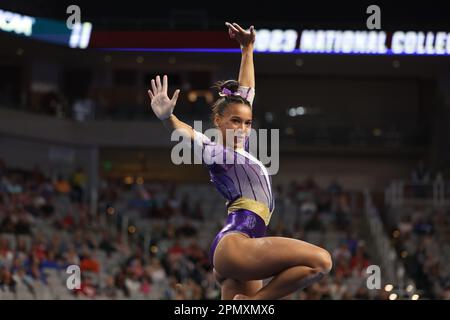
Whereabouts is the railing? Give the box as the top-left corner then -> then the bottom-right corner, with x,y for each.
364,188 -> 420,299
364,189 -> 399,283
385,179 -> 450,208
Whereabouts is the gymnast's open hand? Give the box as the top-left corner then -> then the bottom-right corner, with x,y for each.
147,75 -> 180,120
225,22 -> 256,48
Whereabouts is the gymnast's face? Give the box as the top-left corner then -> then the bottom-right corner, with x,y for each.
215,103 -> 252,149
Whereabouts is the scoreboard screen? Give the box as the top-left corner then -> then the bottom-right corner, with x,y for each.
2,7 -> 449,55
0,8 -> 92,49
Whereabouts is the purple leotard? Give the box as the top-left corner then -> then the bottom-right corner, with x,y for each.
209,209 -> 267,266
190,86 -> 274,267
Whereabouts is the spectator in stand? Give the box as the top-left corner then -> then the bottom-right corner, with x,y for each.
305,212 -> 325,232
70,167 -> 86,203
140,275 -> 153,297
57,212 -> 75,232
311,277 -> 331,299
0,266 -> 17,293
329,272 -> 348,299
3,174 -> 23,194
399,214 -> 413,237
64,247 -> 80,267
185,240 -> 207,265
40,250 -> 61,270
54,174 -> 71,195
344,230 -> 359,256
102,275 -> 117,298
0,237 -> 13,265
72,96 -> 95,122
190,201 -> 204,221
411,159 -> 431,198
99,231 -> 116,256
180,194 -> 191,217
334,196 -> 351,231
334,256 -> 352,279
27,260 -> 47,284
77,275 -> 97,298
114,269 -> 129,297
177,220 -> 197,238
349,242 -> 370,276
333,241 -> 352,263
80,250 -> 100,273
148,258 -> 167,286
327,178 -> 343,195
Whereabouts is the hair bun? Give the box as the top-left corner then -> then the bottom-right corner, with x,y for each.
213,80 -> 239,95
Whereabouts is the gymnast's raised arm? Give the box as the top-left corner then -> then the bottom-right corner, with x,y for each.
226,22 -> 256,106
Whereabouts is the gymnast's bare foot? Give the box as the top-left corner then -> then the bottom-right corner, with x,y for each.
233,294 -> 251,300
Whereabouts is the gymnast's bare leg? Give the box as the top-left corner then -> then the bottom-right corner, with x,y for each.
214,233 -> 332,300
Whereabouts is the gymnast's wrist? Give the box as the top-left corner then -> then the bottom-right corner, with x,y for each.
241,43 -> 254,53
160,113 -> 174,122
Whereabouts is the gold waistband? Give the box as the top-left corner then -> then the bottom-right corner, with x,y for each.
227,197 -> 271,226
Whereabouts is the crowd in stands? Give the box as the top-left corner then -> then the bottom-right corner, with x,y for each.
380,159 -> 450,299
391,206 -> 450,299
1,158 -> 391,299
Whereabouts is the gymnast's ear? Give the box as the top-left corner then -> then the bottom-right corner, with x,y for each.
214,114 -> 220,127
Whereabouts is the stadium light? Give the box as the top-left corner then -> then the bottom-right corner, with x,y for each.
384,284 -> 394,292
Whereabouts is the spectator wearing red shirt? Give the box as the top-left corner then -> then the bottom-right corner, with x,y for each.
80,251 -> 100,273
349,242 -> 370,276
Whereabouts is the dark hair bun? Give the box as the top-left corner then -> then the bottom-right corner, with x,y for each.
212,79 -> 240,94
